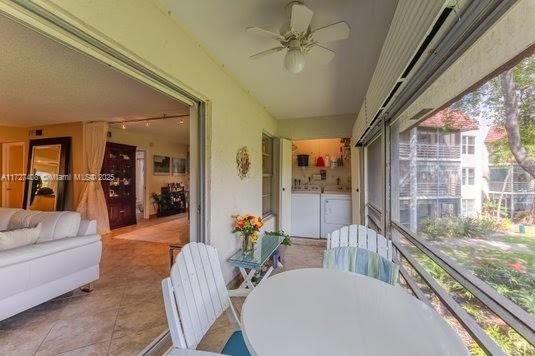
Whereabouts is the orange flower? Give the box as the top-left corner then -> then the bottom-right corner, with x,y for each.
510,261 -> 526,273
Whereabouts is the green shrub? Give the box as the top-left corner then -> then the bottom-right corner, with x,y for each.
420,216 -> 500,239
474,263 -> 535,314
481,325 -> 534,356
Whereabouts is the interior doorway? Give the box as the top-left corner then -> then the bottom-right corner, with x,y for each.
1,142 -> 25,208
104,115 -> 191,245
0,4 -> 207,244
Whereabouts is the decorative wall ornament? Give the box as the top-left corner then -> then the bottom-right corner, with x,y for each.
236,146 -> 251,179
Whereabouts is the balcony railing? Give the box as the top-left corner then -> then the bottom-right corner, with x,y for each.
400,182 -> 461,197
488,181 -> 535,193
399,143 -> 461,160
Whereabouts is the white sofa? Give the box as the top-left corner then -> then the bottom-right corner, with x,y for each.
0,208 -> 102,321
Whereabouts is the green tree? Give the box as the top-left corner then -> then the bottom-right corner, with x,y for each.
453,53 -> 535,221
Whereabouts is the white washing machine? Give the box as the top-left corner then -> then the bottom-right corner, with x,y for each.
291,185 -> 321,238
320,186 -> 352,238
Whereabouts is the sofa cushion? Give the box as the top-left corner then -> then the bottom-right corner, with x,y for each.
0,224 -> 42,251
8,210 -> 81,242
0,234 -> 100,268
8,210 -> 41,230
77,219 -> 97,236
0,208 -> 22,231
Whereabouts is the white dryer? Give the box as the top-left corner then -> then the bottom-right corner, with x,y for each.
320,186 -> 352,238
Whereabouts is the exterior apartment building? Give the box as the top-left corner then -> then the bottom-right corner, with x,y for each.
484,126 -> 535,218
398,109 -> 482,232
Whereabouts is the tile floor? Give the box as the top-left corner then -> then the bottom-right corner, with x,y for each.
0,217 -> 325,355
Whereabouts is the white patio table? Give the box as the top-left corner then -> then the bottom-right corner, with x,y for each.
241,268 -> 469,356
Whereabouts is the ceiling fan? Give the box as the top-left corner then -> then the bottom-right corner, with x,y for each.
246,1 -> 350,74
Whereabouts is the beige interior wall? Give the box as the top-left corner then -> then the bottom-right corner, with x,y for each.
292,138 -> 351,189
0,125 -> 27,143
108,127 -> 189,216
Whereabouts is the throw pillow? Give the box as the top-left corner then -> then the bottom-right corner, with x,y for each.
0,223 -> 42,251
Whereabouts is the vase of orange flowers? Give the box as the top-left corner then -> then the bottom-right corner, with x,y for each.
232,214 -> 263,253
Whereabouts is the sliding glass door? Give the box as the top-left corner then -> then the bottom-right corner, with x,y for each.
364,134 -> 384,233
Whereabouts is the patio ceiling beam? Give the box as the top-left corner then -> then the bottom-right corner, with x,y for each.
392,221 -> 535,345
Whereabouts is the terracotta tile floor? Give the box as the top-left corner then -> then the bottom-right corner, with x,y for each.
0,216 -> 325,356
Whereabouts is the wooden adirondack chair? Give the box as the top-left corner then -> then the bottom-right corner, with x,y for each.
326,224 -> 393,261
162,242 -> 250,355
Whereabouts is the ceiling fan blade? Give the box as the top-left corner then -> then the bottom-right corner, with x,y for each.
250,47 -> 285,60
313,22 -> 350,43
246,27 -> 283,41
290,3 -> 313,33
309,44 -> 335,65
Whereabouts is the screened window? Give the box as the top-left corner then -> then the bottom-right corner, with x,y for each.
388,53 -> 535,355
262,133 -> 273,216
462,168 -> 475,185
462,136 -> 475,154
366,135 -> 383,211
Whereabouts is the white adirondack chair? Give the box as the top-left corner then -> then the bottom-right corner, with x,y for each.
326,224 -> 393,261
162,242 -> 250,355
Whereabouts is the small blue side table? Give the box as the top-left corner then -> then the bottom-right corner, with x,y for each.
228,233 -> 284,289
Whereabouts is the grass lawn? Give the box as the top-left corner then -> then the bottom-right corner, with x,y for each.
436,232 -> 535,274
408,226 -> 535,354
428,224 -> 535,316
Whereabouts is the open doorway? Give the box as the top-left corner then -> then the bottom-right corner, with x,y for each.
0,7 -> 206,355
105,114 -> 191,245
0,10 -> 201,246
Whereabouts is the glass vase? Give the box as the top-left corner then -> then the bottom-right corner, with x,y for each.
242,233 -> 254,253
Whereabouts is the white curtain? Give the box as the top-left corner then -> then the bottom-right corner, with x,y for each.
76,122 -> 110,234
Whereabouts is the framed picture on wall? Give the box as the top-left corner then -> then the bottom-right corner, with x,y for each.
153,155 -> 170,175
172,157 -> 187,174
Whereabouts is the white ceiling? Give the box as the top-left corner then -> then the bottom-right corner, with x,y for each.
110,117 -> 190,145
160,0 -> 397,119
0,15 -> 189,127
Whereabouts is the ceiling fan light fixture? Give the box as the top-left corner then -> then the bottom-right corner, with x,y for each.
284,48 -> 305,74
247,2 -> 350,74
